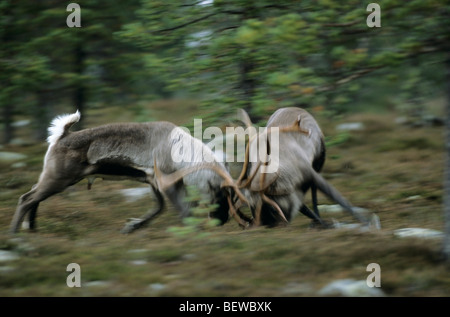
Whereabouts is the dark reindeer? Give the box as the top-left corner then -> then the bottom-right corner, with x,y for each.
266,107 -> 326,225
235,107 -> 369,227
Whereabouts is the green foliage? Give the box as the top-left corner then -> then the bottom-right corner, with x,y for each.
115,0 -> 449,125
1,0 -> 164,141
167,185 -> 220,238
1,1 -> 449,143
325,131 -> 351,148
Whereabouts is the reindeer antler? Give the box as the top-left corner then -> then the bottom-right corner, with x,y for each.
234,110 -> 312,227
153,158 -> 253,227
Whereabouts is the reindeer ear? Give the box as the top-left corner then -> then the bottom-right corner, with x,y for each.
290,114 -> 311,136
293,114 -> 302,127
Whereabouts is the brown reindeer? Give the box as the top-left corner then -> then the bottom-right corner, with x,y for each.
10,111 -> 250,234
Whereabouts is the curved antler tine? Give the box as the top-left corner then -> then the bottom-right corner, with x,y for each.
227,195 -> 249,228
154,159 -> 250,206
154,159 -> 211,191
235,108 -> 258,186
239,161 -> 261,189
261,194 -> 288,223
154,158 -> 178,191
236,140 -> 251,185
253,196 -> 263,227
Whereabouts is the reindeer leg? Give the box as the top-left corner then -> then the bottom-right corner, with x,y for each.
299,204 -> 331,228
312,170 -> 369,225
121,184 -> 165,234
310,183 -> 321,218
11,189 -> 37,233
10,176 -> 72,233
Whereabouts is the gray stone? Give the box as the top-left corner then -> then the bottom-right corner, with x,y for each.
0,151 -> 27,162
85,280 -> 111,288
318,279 -> 385,297
129,260 -> 147,266
336,122 -> 365,131
11,162 -> 27,169
318,204 -> 370,214
128,249 -> 149,254
118,187 -> 152,202
318,204 -> 345,213
12,120 -> 31,128
182,253 -> 197,261
0,250 -> 19,262
149,283 -> 166,292
394,228 -> 444,240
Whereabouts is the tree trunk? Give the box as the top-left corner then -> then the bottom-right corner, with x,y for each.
237,5 -> 260,123
73,43 -> 86,130
2,103 -> 14,144
443,52 -> 450,261
33,90 -> 51,141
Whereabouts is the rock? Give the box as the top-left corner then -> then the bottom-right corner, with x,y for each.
11,119 -> 31,128
318,204 -> 370,214
85,280 -> 111,288
181,253 -> 197,261
129,260 -> 147,266
332,221 -> 362,230
0,151 -> 27,162
149,283 -> 166,292
318,279 -> 385,297
395,116 -> 409,125
394,228 -> 444,240
128,249 -> 149,254
11,162 -> 27,169
318,204 -> 345,213
118,187 -> 152,202
0,250 -> 19,262
336,122 -> 365,131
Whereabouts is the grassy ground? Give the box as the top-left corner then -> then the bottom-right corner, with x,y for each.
0,99 -> 448,296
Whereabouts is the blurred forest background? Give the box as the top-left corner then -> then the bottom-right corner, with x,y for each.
1,0 -> 450,296
1,0 -> 448,141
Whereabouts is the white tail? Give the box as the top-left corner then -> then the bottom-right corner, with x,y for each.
47,110 -> 80,146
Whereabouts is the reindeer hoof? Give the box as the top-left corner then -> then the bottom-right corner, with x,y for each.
121,218 -> 143,234
309,219 -> 333,229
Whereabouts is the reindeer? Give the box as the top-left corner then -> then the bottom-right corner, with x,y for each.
10,111 -> 250,234
235,107 -> 369,227
266,107 -> 326,225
